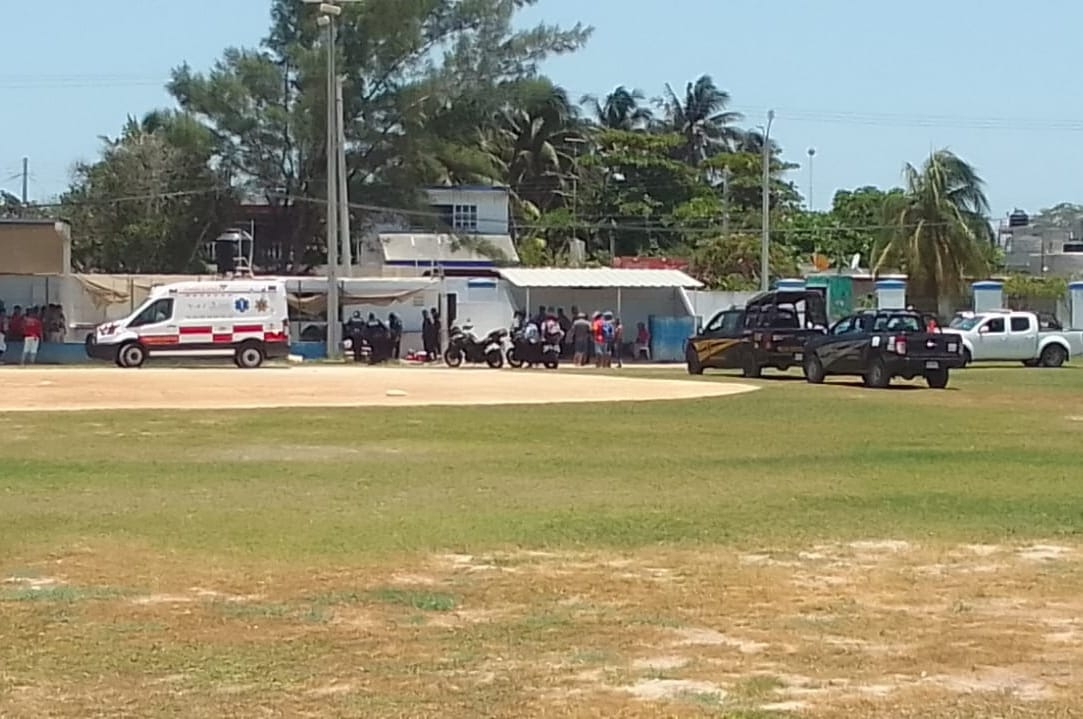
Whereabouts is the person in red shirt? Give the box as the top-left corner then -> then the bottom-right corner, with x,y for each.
21,308 -> 43,365
8,305 -> 25,342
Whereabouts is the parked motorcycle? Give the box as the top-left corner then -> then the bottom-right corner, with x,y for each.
444,324 -> 507,368
506,329 -> 560,369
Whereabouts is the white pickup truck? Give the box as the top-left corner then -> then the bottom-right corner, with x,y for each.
944,310 -> 1083,367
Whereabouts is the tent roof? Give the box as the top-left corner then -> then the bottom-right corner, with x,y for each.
496,268 -> 703,289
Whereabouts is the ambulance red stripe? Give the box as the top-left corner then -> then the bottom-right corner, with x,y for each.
179,326 -> 212,335
213,333 -> 233,344
233,324 -> 263,333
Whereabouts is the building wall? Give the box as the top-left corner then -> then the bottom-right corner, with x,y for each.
0,222 -> 71,274
424,187 -> 509,235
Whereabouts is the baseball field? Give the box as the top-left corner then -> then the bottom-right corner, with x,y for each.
2,364 -> 1082,718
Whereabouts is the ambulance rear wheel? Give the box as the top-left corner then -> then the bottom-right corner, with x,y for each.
235,342 -> 265,369
117,342 -> 146,369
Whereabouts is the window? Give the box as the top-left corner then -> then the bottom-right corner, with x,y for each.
1010,316 -> 1031,332
129,299 -> 174,328
873,314 -> 921,333
452,204 -> 478,231
983,317 -> 1005,334
831,318 -> 854,335
704,310 -> 743,333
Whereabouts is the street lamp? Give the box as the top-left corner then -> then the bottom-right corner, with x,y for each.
760,109 -> 775,292
305,0 -> 361,360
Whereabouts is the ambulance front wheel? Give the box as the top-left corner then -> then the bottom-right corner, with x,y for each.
235,341 -> 265,369
116,342 -> 146,369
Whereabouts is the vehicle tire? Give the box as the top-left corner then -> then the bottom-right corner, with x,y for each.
117,342 -> 146,369
235,341 -> 265,369
741,353 -> 762,379
926,368 -> 950,389
962,348 -> 972,367
544,359 -> 559,370
864,358 -> 890,388
1040,344 -> 1068,368
803,353 -> 826,384
444,348 -> 463,367
686,345 -> 703,375
506,348 -> 523,369
485,349 -> 503,369
1022,359 -> 1039,368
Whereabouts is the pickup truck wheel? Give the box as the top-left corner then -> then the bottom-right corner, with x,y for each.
686,346 -> 703,375
803,353 -> 825,384
962,348 -> 972,367
1040,344 -> 1067,368
741,355 -> 762,379
864,358 -> 890,389
926,368 -> 950,389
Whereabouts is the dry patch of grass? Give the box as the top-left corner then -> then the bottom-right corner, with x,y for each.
3,540 -> 1083,717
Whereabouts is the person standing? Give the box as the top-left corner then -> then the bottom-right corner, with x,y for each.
611,316 -> 624,369
430,306 -> 442,360
388,312 -> 403,360
591,312 -> 606,368
570,312 -> 591,366
21,308 -> 43,365
421,309 -> 434,361
556,307 -> 572,357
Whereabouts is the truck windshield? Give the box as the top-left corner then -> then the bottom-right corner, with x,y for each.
952,317 -> 980,331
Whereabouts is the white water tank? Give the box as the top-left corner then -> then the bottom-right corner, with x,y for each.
1069,281 -> 1083,329
972,280 -> 1004,313
776,278 -> 805,292
875,279 -> 906,310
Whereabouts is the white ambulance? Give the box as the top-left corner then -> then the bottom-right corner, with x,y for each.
85,279 -> 290,368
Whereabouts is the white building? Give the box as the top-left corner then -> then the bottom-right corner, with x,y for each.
356,185 -> 518,276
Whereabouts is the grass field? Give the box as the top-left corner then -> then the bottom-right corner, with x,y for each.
3,366 -> 1083,717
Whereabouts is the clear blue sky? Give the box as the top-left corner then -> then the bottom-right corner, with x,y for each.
2,0 -> 1077,220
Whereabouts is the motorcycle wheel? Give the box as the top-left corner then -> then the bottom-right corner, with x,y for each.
486,349 -> 504,369
444,348 -> 463,367
543,358 -> 559,370
506,347 -> 523,368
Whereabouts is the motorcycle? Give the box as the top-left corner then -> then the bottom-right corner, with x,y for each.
506,328 -> 560,370
444,324 -> 507,368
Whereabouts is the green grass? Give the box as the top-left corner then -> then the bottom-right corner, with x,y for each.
2,365 -> 1083,561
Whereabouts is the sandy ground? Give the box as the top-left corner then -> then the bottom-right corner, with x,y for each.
0,365 -> 756,412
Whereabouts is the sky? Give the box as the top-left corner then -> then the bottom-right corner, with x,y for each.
2,0 -> 1079,221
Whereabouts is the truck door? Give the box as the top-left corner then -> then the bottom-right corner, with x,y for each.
127,298 -> 178,349
1006,315 -> 1038,360
974,316 -> 1007,359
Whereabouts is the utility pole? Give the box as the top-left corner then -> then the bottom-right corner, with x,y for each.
721,166 -> 732,239
807,147 -> 816,210
760,109 -> 775,292
21,157 -> 29,211
336,74 -> 352,275
316,6 -> 341,360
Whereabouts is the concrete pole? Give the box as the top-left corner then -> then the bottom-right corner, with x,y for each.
336,74 -> 352,276
323,17 -> 341,359
760,110 -> 775,292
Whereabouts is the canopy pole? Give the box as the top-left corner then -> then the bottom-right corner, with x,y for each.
617,287 -> 622,318
526,287 -> 531,316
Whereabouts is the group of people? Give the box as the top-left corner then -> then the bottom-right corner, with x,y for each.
344,307 -> 443,364
0,304 -> 61,364
344,311 -> 404,364
514,305 -> 650,368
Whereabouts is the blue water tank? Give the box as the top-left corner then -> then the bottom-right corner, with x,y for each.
649,316 -> 696,363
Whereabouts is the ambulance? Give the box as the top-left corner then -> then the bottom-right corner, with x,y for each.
85,280 -> 291,368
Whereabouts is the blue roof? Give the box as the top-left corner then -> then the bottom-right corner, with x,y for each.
875,279 -> 906,289
972,281 -> 1004,290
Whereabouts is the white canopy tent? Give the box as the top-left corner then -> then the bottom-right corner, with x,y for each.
495,268 -> 703,319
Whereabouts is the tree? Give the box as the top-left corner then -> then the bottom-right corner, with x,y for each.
61,112 -> 234,273
659,75 -> 743,164
169,0 -> 590,268
581,86 -> 652,131
873,150 -> 992,312
689,232 -> 799,290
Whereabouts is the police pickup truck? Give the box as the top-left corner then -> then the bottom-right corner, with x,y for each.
944,310 -> 1082,367
802,309 -> 964,389
686,289 -> 828,378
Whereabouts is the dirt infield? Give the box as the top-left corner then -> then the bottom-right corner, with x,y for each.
0,366 -> 757,412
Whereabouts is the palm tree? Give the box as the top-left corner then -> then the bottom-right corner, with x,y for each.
873,150 -> 992,314
482,80 -> 584,220
660,75 -> 744,164
581,86 -> 653,131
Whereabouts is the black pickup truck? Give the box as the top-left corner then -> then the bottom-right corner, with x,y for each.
802,310 -> 964,389
686,289 -> 829,378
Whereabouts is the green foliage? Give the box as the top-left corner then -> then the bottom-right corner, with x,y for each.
689,233 -> 799,290
1003,274 -> 1068,300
